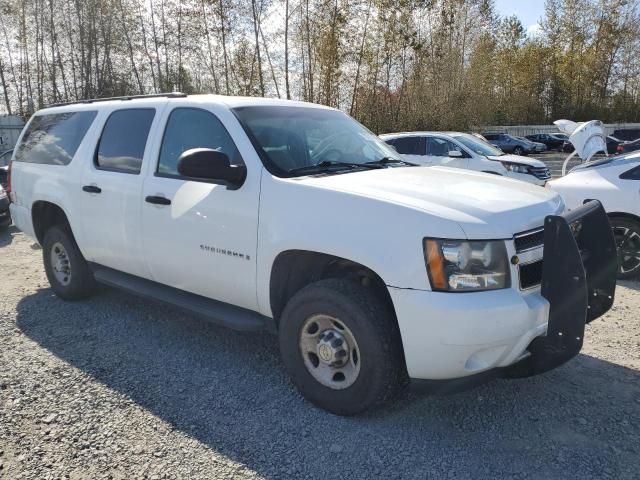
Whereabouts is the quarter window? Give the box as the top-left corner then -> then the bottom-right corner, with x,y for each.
158,108 -> 243,176
620,165 -> 640,180
390,136 -> 425,155
96,109 -> 155,174
14,111 -> 97,165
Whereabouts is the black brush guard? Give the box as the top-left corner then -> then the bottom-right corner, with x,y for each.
508,200 -> 617,377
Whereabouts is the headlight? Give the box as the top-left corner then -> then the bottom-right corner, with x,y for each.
501,162 -> 530,174
423,239 -> 510,291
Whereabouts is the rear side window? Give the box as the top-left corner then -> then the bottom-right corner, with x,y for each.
14,111 -> 97,165
390,136 -> 424,155
96,109 -> 155,174
157,108 -> 243,176
620,164 -> 640,180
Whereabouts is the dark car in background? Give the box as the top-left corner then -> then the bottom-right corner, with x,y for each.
525,133 -> 567,151
482,133 -> 537,156
562,136 -> 623,155
0,185 -> 10,229
0,149 -> 12,190
616,138 -> 640,155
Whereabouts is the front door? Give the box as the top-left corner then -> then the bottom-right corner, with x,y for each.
140,106 -> 260,311
425,137 -> 469,169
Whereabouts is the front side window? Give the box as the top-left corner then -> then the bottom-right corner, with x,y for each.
426,137 -> 459,157
232,106 -> 402,176
390,136 -> 424,155
96,109 -> 155,174
158,108 -> 243,176
14,111 -> 97,165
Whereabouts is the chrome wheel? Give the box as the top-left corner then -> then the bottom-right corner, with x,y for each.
613,226 -> 640,275
50,241 -> 72,286
299,315 -> 361,390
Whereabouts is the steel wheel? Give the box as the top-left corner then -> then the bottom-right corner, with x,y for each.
613,225 -> 640,277
50,241 -> 72,286
299,314 -> 361,390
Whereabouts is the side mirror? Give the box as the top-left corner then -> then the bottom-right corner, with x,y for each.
177,148 -> 246,188
448,150 -> 463,158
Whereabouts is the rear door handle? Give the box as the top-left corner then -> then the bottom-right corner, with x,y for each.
82,185 -> 102,194
145,195 -> 171,206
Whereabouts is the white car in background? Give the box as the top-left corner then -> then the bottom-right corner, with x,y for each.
549,154 -> 640,279
380,132 -> 551,185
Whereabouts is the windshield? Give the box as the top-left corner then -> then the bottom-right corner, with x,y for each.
232,106 -> 402,176
452,133 -> 504,157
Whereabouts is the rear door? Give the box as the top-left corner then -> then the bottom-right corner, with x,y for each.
79,107 -> 159,278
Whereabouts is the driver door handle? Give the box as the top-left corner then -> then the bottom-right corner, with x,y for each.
145,195 -> 171,206
82,185 -> 102,194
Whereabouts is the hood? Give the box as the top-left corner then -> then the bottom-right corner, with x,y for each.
554,119 -> 607,161
486,154 -> 546,167
295,166 -> 563,238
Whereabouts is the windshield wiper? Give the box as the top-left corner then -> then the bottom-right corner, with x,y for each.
288,160 -> 382,175
364,157 -> 417,167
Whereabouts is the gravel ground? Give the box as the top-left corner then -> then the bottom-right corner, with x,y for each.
1,226 -> 639,480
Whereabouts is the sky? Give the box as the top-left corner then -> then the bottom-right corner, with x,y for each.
494,0 -> 546,37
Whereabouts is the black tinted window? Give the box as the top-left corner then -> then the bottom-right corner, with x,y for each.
391,136 -> 424,155
14,111 -> 97,165
96,109 -> 155,174
158,108 -> 242,176
620,164 -> 640,180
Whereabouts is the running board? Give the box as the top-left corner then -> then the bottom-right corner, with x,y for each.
91,265 -> 272,332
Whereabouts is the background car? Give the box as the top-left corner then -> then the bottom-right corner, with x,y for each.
616,138 -> 640,155
381,132 -> 551,185
516,136 -> 546,153
525,133 -> 567,151
0,184 -> 10,229
0,149 -> 12,190
562,135 -> 622,155
482,132 -> 536,156
548,155 -> 640,279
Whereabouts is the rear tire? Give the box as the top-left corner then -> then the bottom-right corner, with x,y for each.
610,217 -> 640,279
42,225 -> 96,300
513,146 -> 524,156
278,278 -> 406,415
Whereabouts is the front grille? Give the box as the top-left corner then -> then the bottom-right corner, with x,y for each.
520,260 -> 543,289
514,227 -> 545,289
529,166 -> 551,180
514,227 -> 544,252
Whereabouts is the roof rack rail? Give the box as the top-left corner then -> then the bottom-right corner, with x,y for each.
46,92 -> 187,109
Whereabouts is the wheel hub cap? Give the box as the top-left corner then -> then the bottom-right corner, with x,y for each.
299,315 -> 361,390
316,330 -> 348,366
50,242 -> 72,286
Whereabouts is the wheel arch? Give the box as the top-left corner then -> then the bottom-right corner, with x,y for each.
607,211 -> 640,225
269,249 -> 397,326
31,200 -> 73,245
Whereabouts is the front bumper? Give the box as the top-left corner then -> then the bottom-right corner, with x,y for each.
391,201 -> 617,381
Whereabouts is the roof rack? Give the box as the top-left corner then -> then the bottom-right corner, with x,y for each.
46,92 -> 187,109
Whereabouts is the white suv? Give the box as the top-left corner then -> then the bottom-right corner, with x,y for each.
380,132 -> 551,185
9,94 -> 617,415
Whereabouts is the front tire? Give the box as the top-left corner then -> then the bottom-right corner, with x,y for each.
42,225 -> 96,300
611,217 -> 640,279
513,146 -> 524,156
279,278 -> 406,415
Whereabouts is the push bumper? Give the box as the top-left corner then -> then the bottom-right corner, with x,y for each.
391,201 -> 617,381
